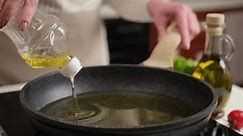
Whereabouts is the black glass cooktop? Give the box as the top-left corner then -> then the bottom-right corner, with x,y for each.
0,91 -> 241,136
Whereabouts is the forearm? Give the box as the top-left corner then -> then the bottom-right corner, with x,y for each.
105,0 -> 152,22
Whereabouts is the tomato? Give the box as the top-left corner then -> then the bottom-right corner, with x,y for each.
228,110 -> 243,130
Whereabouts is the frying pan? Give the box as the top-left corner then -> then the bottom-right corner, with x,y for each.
19,65 -> 217,136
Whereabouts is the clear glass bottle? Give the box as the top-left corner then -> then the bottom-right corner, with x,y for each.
192,13 -> 235,118
0,10 -> 81,78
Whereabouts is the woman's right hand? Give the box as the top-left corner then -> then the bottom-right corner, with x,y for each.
148,0 -> 201,50
0,0 -> 38,31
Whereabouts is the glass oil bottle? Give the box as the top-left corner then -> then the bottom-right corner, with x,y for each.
193,13 -> 235,118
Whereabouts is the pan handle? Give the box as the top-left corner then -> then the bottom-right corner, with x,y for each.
143,23 -> 181,68
0,125 -> 7,136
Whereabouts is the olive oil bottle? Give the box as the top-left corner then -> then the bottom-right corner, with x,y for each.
193,13 -> 234,118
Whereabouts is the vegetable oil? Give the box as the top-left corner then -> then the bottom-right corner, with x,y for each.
192,13 -> 234,118
21,51 -> 71,68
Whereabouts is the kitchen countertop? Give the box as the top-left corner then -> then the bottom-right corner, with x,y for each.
0,82 -> 26,93
216,85 -> 243,134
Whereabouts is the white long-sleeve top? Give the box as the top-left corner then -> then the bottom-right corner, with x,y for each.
0,0 -> 152,85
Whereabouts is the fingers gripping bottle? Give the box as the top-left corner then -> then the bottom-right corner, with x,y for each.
0,10 -> 81,78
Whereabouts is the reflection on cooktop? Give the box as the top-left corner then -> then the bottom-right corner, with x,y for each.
0,92 -> 241,136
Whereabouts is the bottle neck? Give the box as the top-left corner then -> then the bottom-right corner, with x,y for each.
204,34 -> 223,55
203,24 -> 225,61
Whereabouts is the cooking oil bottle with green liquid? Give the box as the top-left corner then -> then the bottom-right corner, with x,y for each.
193,13 -> 235,118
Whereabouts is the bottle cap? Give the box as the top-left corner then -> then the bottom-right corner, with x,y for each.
206,13 -> 225,26
206,13 -> 225,36
60,57 -> 82,78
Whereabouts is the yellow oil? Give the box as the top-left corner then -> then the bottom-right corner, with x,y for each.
192,56 -> 232,118
21,51 -> 71,68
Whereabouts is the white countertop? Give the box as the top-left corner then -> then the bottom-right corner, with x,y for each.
0,82 -> 26,93
216,85 -> 243,134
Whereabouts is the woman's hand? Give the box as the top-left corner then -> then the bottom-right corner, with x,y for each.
148,0 -> 200,49
0,0 -> 38,31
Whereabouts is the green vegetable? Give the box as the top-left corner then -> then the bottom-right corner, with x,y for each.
173,56 -> 197,75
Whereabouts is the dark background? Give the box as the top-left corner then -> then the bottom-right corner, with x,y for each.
105,19 -> 150,64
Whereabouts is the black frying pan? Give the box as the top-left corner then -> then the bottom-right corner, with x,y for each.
19,65 -> 217,136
